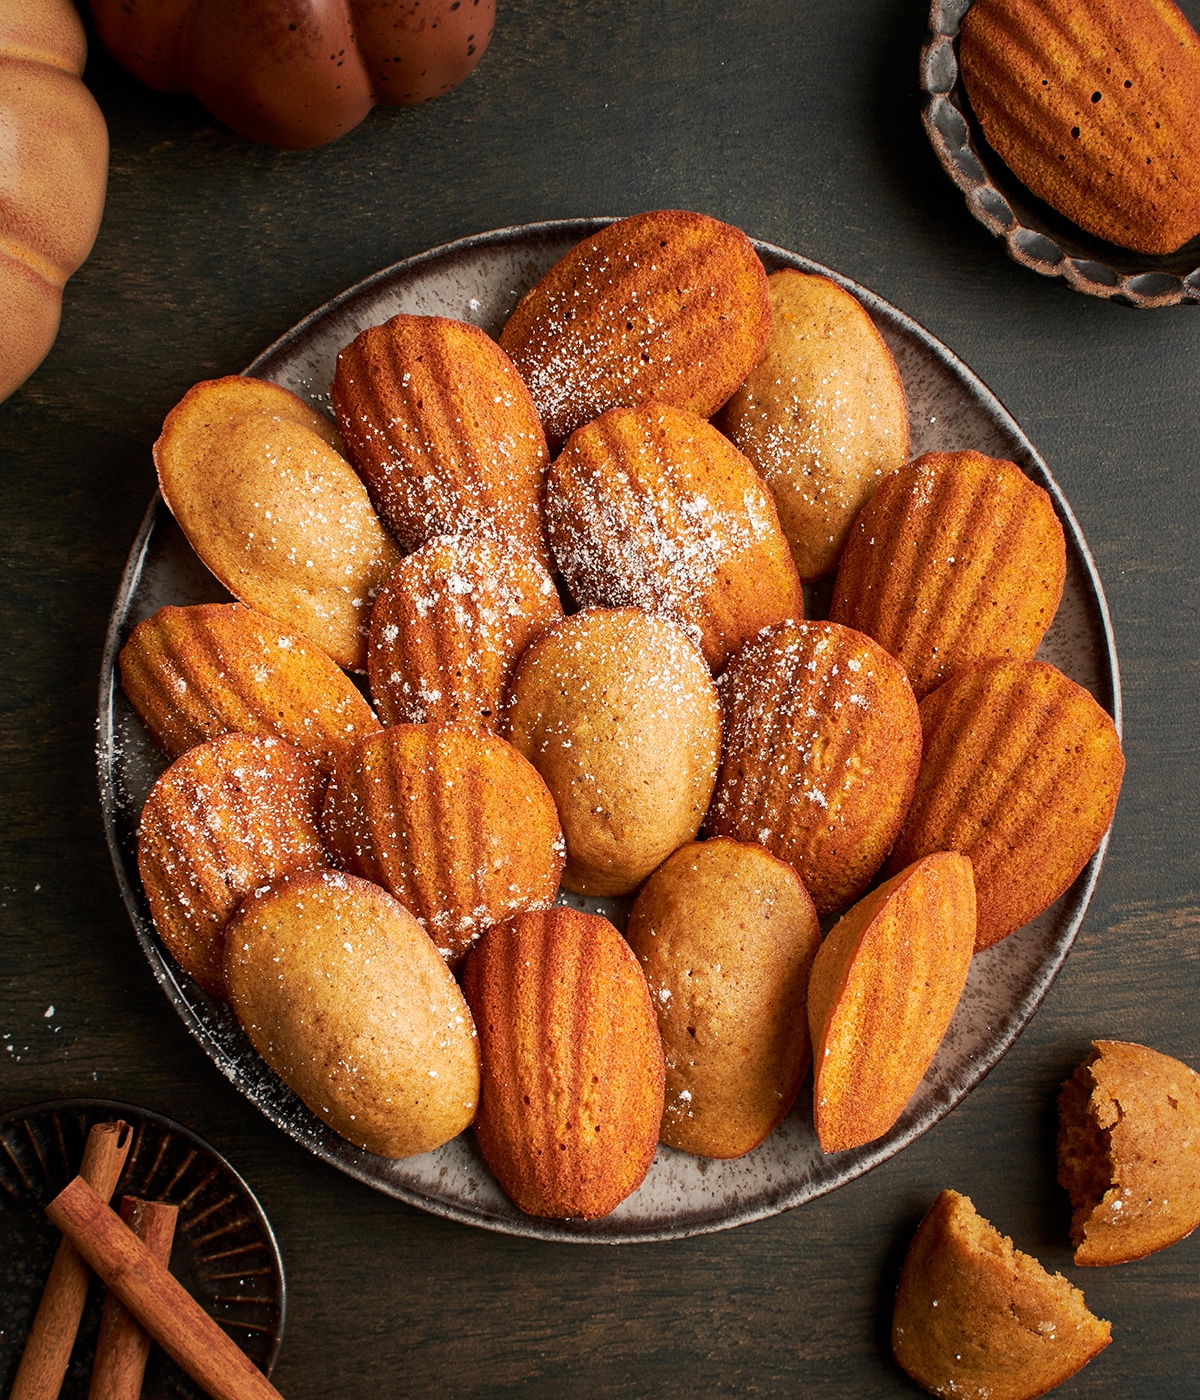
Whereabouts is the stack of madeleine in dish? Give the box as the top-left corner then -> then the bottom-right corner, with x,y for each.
119,211 -> 1128,1233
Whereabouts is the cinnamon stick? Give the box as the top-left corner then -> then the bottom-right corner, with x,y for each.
11,1119 -> 132,1400
88,1197 -> 179,1400
46,1176 -> 283,1400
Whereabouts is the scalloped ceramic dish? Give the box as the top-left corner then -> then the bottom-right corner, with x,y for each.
922,0 -> 1200,307
98,219 -> 1120,1243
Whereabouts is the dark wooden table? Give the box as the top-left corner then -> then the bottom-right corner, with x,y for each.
3,3 -> 1198,1396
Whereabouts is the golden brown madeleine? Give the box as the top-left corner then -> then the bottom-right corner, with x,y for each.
498,210 -> 770,444
505,608 -> 722,897
959,0 -> 1200,254
331,313 -> 550,567
226,870 -> 479,1159
137,733 -> 328,997
719,270 -> 909,581
367,534 -> 562,730
888,659 -> 1124,950
707,619 -> 921,915
1058,1040 -> 1200,1265
807,853 -> 975,1153
461,907 -> 664,1218
625,838 -> 820,1159
893,1191 -> 1111,1400
830,450 -> 1066,699
154,376 -> 400,671
321,723 -> 565,968
544,401 -> 802,673
120,602 -> 381,773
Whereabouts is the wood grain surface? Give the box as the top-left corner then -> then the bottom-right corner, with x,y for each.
2,2 -> 1197,1396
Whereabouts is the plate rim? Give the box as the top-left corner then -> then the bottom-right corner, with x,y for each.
97,217 -> 1122,1244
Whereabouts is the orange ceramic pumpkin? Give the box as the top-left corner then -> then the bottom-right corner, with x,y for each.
0,0 -> 108,403
89,0 -> 496,149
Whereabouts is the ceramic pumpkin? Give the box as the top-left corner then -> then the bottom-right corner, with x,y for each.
0,0 -> 108,403
89,0 -> 496,149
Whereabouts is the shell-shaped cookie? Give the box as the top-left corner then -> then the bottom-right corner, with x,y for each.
1058,1040 -> 1200,1265
959,0 -> 1200,254
461,907 -> 665,1219
625,838 -> 820,1160
892,1191 -> 1111,1400
830,450 -> 1066,699
367,534 -> 562,730
499,210 -> 770,444
331,314 -> 550,567
888,659 -> 1124,950
807,853 -> 975,1153
154,376 -> 401,671
719,270 -> 909,581
226,870 -> 479,1159
137,733 -> 328,998
707,619 -> 921,915
544,402 -> 802,672
120,602 -> 381,773
321,724 -> 565,968
505,608 -> 723,897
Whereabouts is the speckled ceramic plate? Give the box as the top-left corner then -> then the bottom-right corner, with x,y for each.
97,219 -> 1120,1243
0,1099 -> 284,1396
921,0 -> 1200,307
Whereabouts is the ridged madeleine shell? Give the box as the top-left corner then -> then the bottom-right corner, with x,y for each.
332,313 -> 550,566
120,602 -> 381,773
461,907 -> 665,1219
888,659 -> 1124,949
153,376 -> 401,671
499,210 -> 770,444
959,0 -> 1200,254
707,619 -> 921,914
321,724 -> 565,967
830,450 -> 1066,699
367,534 -> 562,730
544,401 -> 802,672
138,733 -> 328,997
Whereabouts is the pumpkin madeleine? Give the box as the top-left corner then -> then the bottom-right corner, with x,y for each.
893,1190 -> 1111,1400
154,376 -> 400,671
138,733 -> 328,998
461,907 -> 664,1219
120,602 -> 381,774
499,210 -> 770,444
889,659 -> 1124,950
321,723 -> 565,968
707,619 -> 921,915
368,534 -> 561,730
544,401 -> 802,673
1059,1040 -> 1200,1265
831,450 -> 1066,699
332,313 -> 550,569
807,853 -> 975,1153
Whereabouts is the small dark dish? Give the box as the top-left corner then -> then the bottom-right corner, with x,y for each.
0,1099 -> 285,1398
921,0 -> 1200,307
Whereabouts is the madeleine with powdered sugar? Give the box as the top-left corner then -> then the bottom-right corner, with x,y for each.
707,619 -> 921,915
368,534 -> 562,730
544,401 -> 802,673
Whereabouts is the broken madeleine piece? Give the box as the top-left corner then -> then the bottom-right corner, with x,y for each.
893,1190 -> 1111,1400
154,376 -> 401,671
1058,1039 -> 1200,1265
807,852 -> 975,1153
